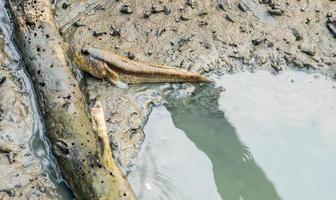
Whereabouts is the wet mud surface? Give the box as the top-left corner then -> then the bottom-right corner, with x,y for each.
85,79 -> 169,168
0,35 -> 61,199
55,0 -> 336,76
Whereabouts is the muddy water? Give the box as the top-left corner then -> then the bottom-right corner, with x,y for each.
130,70 -> 336,200
0,1 -> 73,199
129,106 -> 222,200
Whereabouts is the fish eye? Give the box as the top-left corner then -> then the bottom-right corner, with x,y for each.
81,48 -> 89,55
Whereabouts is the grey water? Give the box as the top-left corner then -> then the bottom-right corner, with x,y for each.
130,71 -> 336,200
0,1 -> 74,199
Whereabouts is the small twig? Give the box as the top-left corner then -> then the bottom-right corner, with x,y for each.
91,102 -> 114,168
91,102 -> 137,200
59,0 -> 104,35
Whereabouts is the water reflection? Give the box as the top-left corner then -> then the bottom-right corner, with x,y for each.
166,86 -> 281,200
129,106 -> 222,200
216,71 -> 336,200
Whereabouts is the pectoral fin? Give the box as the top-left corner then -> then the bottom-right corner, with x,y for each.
106,68 -> 128,89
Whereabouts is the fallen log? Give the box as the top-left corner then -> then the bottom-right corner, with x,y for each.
6,0 -> 136,199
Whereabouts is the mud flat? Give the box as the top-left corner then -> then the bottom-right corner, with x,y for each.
54,0 -> 336,77
0,32 -> 61,199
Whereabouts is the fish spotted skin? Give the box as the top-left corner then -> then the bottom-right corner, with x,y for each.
72,46 -> 211,85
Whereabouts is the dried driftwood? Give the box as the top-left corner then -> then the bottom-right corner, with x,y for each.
6,0 -> 136,199
91,102 -> 137,199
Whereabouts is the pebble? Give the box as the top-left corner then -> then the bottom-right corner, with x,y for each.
291,28 -> 303,41
198,10 -> 208,16
120,4 -> 133,14
259,0 -> 272,4
252,37 -> 266,45
229,42 -> 237,47
127,52 -> 135,60
240,26 -> 247,33
198,20 -> 208,27
61,2 -> 70,10
144,10 -> 151,18
110,25 -> 121,37
268,42 -> 274,47
4,188 -> 15,197
7,151 -> 15,164
0,146 -> 10,154
186,0 -> 196,8
157,28 -> 166,36
74,21 -> 85,27
218,0 -> 227,11
326,21 -> 336,38
0,75 -> 6,85
305,17 -> 311,24
284,38 -> 290,44
92,30 -> 106,37
201,41 -> 211,49
292,59 -> 303,68
39,186 -> 46,193
226,15 -> 235,23
202,65 -> 211,73
152,4 -> 165,13
238,2 -> 248,12
180,13 -> 191,21
180,8 -> 192,21
303,62 -> 314,69
271,64 -> 282,72
301,47 -> 316,56
164,6 -> 171,15
268,8 -> 284,16
215,69 -> 225,76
